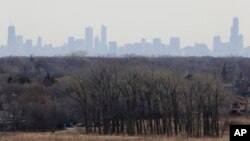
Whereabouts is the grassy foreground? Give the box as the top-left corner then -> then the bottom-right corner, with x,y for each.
1,114 -> 248,141
0,128 -> 229,141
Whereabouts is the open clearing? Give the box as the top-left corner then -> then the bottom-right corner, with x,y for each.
0,128 -> 229,141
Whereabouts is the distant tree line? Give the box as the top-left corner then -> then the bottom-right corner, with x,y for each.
0,56 -> 239,137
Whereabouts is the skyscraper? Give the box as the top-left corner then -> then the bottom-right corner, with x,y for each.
85,27 -> 93,48
25,40 -> 33,48
231,18 -> 239,39
153,38 -> 162,47
68,37 -> 75,46
101,25 -> 107,48
94,36 -> 100,48
230,17 -> 243,52
109,41 -> 117,54
169,37 -> 180,49
7,25 -> 16,47
36,37 -> 42,47
16,35 -> 23,47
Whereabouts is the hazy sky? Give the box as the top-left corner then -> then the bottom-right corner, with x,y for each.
0,0 -> 249,48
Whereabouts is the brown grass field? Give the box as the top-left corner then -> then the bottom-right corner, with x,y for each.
4,116 -> 250,141
0,128 -> 229,141
0,133 -> 229,141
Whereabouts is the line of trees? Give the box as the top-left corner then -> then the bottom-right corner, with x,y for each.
62,61 -> 231,137
0,82 -> 66,131
0,57 -> 237,136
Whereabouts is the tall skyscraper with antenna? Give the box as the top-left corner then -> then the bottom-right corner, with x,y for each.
7,25 -> 16,47
230,17 -> 243,53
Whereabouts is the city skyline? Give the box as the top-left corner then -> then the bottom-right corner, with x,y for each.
1,17 -> 250,57
1,0 -> 250,48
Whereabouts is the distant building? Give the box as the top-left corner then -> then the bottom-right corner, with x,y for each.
153,38 -> 162,47
183,43 -> 210,56
213,17 -> 243,56
230,17 -> 243,53
7,25 -> 16,47
74,39 -> 84,48
168,37 -> 181,55
85,27 -> 93,48
16,35 -> 23,47
169,37 -> 180,50
68,37 -> 75,46
36,37 -> 42,47
25,40 -> 33,48
101,25 -> 107,48
230,95 -> 249,115
94,36 -> 100,48
109,41 -> 117,54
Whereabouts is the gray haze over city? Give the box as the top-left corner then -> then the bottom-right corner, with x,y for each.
0,0 -> 250,57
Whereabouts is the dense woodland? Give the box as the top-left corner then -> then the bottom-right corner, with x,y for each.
0,56 -> 249,137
